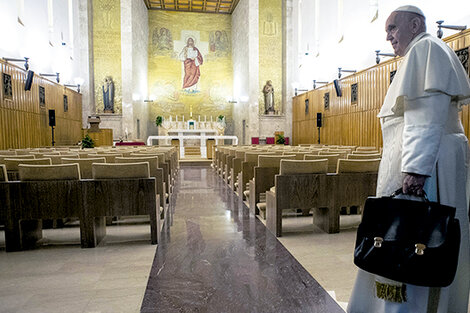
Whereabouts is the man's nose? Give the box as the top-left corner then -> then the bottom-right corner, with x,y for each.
386,32 -> 392,41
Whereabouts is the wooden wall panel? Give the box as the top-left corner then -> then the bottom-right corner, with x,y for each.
293,29 -> 470,148
0,60 -> 82,149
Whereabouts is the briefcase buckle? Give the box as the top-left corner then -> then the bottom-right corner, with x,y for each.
374,237 -> 383,248
415,243 -> 426,255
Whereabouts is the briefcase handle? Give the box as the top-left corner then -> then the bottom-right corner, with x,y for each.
391,188 -> 430,202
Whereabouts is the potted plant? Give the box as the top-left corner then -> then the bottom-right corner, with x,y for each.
155,115 -> 163,127
276,133 -> 286,145
81,134 -> 95,149
217,115 -> 225,122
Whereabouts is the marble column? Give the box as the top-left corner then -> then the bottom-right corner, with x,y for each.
283,0 -> 294,140
120,0 -> 149,141
247,0 -> 260,141
120,0 -> 134,140
78,0 -> 95,128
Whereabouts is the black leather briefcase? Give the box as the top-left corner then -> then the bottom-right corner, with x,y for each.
353,189 -> 460,287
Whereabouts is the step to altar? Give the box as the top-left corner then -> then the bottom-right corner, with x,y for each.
184,147 -> 201,156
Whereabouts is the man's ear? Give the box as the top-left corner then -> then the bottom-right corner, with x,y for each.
410,17 -> 421,34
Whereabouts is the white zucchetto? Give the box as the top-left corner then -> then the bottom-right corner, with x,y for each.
393,5 -> 425,17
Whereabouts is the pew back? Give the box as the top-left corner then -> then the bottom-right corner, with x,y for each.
19,164 -> 81,180
61,157 -> 106,179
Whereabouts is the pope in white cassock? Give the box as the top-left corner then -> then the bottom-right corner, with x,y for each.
347,5 -> 470,313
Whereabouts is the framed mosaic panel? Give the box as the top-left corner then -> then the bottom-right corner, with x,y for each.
2,72 -> 13,100
324,92 -> 330,110
390,70 -> 397,85
351,83 -> 358,105
63,95 -> 68,112
39,86 -> 46,107
455,47 -> 469,75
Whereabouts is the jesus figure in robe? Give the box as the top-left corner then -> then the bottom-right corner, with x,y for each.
179,37 -> 203,90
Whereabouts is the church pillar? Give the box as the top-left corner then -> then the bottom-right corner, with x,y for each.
120,0 -> 149,141
248,0 -> 261,142
78,0 -> 95,128
283,0 -> 294,140
232,0 -> 260,144
120,0 -> 134,140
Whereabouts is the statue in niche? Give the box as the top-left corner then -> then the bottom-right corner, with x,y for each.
102,76 -> 115,113
262,80 -> 275,114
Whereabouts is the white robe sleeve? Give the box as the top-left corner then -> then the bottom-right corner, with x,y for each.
401,93 -> 451,176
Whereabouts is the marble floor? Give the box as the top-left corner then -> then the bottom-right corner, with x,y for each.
1,166 -> 467,312
0,218 -> 157,313
140,166 -> 343,313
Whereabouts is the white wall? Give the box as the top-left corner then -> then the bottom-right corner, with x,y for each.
294,0 -> 470,89
0,0 -> 81,85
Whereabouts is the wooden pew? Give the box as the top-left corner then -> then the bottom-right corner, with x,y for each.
230,150 -> 247,192
224,149 -> 237,184
131,152 -> 171,199
266,159 -> 379,236
116,156 -> 168,217
248,155 -> 296,215
238,152 -> 274,203
0,163 -> 160,251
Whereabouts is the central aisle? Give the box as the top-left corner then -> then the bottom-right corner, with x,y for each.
141,166 -> 344,313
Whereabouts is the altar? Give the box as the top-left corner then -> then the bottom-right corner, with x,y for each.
167,129 -> 218,137
149,116 -> 238,158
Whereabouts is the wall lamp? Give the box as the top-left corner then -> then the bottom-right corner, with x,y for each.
313,80 -> 328,89
375,50 -> 396,64
40,72 -> 60,83
295,88 -> 308,96
3,57 -> 29,70
437,20 -> 467,39
338,68 -> 356,79
64,84 -> 81,93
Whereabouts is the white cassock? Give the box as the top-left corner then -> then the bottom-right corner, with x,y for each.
348,32 -> 470,313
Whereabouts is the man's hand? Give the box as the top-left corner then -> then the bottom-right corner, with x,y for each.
403,173 -> 427,196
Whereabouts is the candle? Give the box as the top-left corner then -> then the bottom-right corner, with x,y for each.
211,116 -> 213,122
198,115 -> 200,122
170,115 -> 172,122
183,115 -> 185,122
205,115 -> 207,122
176,115 -> 178,122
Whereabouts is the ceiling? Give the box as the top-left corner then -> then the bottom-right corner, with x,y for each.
143,0 -> 240,14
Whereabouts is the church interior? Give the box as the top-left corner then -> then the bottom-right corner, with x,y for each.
0,0 -> 470,312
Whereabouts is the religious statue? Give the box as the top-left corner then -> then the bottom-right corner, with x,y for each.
262,80 -> 275,114
102,76 -> 114,113
179,37 -> 203,91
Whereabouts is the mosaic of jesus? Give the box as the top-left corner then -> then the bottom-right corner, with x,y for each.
179,37 -> 204,91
